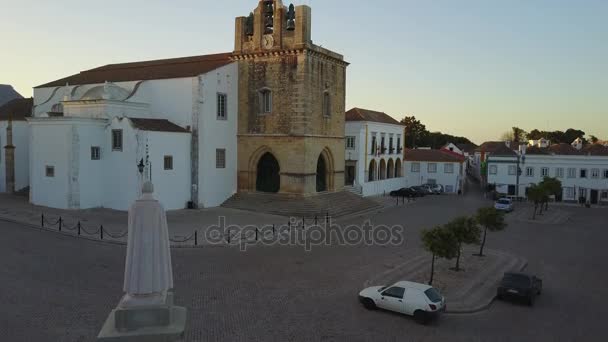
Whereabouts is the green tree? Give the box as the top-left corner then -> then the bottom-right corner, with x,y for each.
527,184 -> 547,219
475,207 -> 507,257
589,135 -> 599,144
539,177 -> 562,211
421,226 -> 459,285
563,129 -> 586,144
400,116 -> 427,148
527,129 -> 543,140
512,127 -> 527,144
445,216 -> 481,271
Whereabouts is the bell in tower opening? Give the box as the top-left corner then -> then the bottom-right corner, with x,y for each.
286,4 -> 295,31
263,0 -> 274,34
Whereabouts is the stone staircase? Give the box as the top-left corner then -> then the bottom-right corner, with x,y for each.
344,185 -> 363,196
221,191 -> 382,218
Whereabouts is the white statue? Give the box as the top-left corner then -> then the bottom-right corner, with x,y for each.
121,181 -> 173,307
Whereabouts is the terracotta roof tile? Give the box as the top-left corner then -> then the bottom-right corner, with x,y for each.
582,144 -> 608,156
456,143 -> 478,153
404,149 -> 465,162
345,108 -> 402,125
0,98 -> 33,121
129,118 -> 190,133
546,143 -> 581,155
525,146 -> 552,155
475,141 -> 517,156
36,53 -> 233,88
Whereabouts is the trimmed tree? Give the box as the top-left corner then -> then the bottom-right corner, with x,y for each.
446,216 -> 481,271
421,226 -> 459,285
539,176 -> 562,211
474,207 -> 507,257
527,184 -> 545,219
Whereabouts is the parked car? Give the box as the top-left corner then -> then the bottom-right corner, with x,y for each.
497,272 -> 542,306
494,198 -> 514,212
358,281 -> 446,324
409,186 -> 428,197
390,188 -> 416,198
420,184 -> 435,195
425,184 -> 444,194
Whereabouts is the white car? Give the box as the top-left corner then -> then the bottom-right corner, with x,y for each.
494,198 -> 514,212
358,281 -> 446,324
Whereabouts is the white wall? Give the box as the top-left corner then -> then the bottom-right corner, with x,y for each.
404,161 -> 463,193
488,155 -> 608,203
128,78 -> 195,128
0,121 -> 30,192
35,78 -> 196,128
147,131 -> 191,210
29,122 -> 72,208
63,101 -> 149,120
76,124 -> 107,209
197,63 -> 238,208
102,118 -> 139,210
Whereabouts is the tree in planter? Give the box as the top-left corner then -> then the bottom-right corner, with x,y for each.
446,216 -> 480,271
474,207 -> 507,257
421,226 -> 459,285
539,177 -> 562,211
527,184 -> 543,219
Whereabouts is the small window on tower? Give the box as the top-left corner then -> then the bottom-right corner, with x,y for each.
259,89 -> 272,114
323,92 -> 331,117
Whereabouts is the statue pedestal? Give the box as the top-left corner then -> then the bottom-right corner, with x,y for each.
97,291 -> 187,341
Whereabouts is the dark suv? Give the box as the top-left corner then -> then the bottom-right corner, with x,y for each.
497,272 -> 542,306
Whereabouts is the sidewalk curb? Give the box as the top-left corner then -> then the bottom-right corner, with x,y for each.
445,259 -> 528,315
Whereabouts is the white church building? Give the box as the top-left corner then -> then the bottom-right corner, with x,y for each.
29,53 -> 237,210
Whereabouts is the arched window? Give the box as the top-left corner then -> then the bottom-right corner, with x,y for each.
323,91 -> 331,117
395,159 -> 403,178
387,159 -> 394,179
379,159 -> 387,180
259,88 -> 272,114
368,160 -> 377,182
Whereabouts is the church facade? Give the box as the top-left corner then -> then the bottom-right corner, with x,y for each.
25,0 -> 348,211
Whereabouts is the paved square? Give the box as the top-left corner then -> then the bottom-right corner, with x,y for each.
1,191 -> 608,341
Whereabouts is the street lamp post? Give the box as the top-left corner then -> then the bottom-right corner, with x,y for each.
516,145 -> 526,200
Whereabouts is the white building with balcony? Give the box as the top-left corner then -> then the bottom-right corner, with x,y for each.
344,108 -> 405,196
486,143 -> 608,205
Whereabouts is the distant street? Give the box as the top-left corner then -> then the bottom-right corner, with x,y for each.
1,191 -> 608,341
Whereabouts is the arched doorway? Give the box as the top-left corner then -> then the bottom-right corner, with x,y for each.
368,160 -> 376,182
256,152 -> 280,193
379,159 -> 387,180
316,155 -> 327,192
395,158 -> 402,177
387,159 -> 394,179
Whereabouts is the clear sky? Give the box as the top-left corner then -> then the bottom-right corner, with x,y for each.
2,0 -> 606,143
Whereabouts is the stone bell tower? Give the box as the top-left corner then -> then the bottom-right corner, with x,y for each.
233,0 -> 348,195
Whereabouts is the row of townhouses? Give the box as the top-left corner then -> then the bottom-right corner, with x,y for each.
473,139 -> 608,205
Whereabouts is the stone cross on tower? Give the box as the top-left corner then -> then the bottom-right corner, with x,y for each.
4,112 -> 15,194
